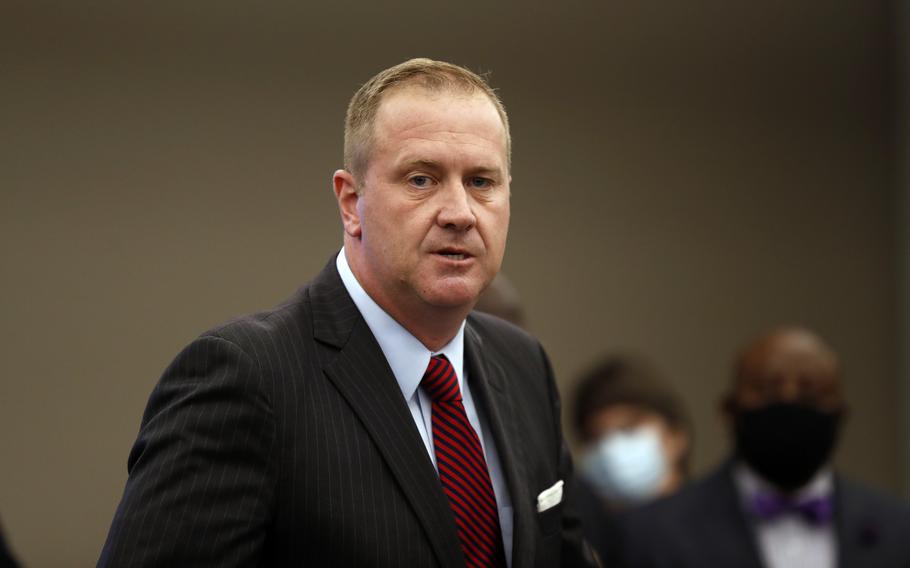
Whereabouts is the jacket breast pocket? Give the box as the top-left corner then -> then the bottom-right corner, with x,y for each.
536,501 -> 562,537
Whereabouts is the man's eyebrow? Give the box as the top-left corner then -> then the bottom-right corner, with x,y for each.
396,159 -> 504,177
467,166 -> 504,177
397,158 -> 442,171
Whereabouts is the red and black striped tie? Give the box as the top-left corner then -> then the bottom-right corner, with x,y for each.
421,355 -> 506,568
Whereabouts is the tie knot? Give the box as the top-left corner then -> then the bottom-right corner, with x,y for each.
421,355 -> 462,402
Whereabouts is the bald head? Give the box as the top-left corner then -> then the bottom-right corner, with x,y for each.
727,326 -> 845,414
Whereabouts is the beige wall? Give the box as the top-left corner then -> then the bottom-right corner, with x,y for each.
1,2 -> 899,565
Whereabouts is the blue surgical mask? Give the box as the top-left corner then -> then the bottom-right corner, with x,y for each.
580,425 -> 667,505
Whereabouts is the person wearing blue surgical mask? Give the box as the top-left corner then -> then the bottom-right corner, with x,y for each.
580,412 -> 672,504
570,356 -> 692,564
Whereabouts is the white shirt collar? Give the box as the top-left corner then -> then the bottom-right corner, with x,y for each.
336,248 -> 466,401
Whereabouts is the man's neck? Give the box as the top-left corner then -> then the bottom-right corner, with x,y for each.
341,248 -> 471,352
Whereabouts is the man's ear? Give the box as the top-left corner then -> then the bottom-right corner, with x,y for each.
333,169 -> 362,238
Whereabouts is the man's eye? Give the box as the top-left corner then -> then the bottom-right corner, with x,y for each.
469,177 -> 492,189
409,175 -> 433,188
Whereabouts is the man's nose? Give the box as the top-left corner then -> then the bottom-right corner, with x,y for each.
436,182 -> 476,231
775,375 -> 802,402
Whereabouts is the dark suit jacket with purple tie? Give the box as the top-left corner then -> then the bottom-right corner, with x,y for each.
617,462 -> 910,568
99,257 -> 591,567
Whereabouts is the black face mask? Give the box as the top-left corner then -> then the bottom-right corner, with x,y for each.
733,402 -> 843,492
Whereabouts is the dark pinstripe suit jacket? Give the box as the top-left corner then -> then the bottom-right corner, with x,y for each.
99,258 -> 590,567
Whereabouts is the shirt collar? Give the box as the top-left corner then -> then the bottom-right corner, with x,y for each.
336,248 -> 466,401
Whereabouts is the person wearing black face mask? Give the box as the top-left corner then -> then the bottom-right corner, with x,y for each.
617,326 -> 910,568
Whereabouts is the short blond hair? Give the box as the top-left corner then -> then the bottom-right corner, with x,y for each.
343,58 -> 511,179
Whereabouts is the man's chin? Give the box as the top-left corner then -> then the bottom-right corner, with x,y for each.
419,285 -> 484,311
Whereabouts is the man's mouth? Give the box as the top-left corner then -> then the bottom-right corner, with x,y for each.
436,248 -> 472,261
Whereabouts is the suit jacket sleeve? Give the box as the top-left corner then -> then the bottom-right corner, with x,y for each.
98,334 -> 277,567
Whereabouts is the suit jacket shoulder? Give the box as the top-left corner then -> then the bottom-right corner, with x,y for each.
836,475 -> 910,567
467,310 -> 543,358
618,464 -> 763,568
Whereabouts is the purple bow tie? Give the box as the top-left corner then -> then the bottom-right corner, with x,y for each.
751,492 -> 834,525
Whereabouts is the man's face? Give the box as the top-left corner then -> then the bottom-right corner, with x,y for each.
724,329 -> 846,490
729,330 -> 845,413
340,87 -> 510,320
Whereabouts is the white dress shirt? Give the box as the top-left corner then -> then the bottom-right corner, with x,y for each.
336,249 -> 514,566
734,463 -> 836,568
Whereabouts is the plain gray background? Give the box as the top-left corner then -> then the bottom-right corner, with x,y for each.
2,1 -> 908,566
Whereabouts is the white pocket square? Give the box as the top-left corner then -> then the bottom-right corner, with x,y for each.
536,480 -> 564,512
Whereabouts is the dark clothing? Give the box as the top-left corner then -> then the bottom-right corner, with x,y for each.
618,463 -> 910,568
0,527 -> 19,568
100,257 -> 591,567
573,479 -> 624,567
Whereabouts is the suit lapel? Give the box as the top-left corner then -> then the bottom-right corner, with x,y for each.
836,478 -> 858,568
698,465 -> 765,568
309,259 -> 465,568
463,321 -> 536,568
834,476 -> 881,568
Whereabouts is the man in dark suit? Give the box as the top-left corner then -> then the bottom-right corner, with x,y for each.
619,326 -> 910,568
99,58 -> 592,567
